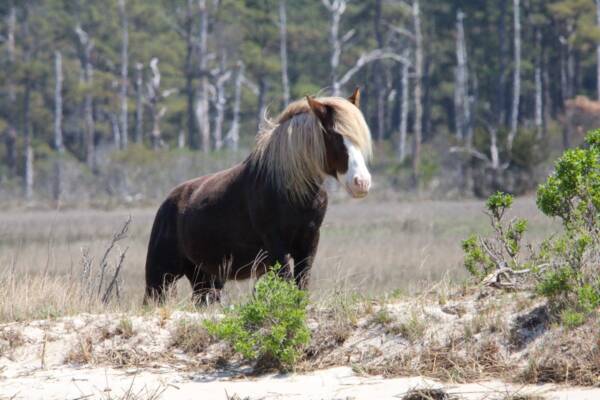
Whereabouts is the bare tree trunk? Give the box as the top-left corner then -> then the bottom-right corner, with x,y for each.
110,112 -> 121,150
75,24 -> 96,171
257,76 -> 269,130
373,0 -> 385,141
185,0 -> 197,149
507,0 -> 520,151
147,58 -> 163,150
118,0 -> 129,149
23,81 -> 34,201
597,0 -> 600,100
454,10 -> 468,141
535,30 -> 543,139
196,0 -> 211,153
322,0 -> 348,96
566,22 -> 575,100
279,0 -> 290,106
398,49 -> 409,162
53,51 -> 64,203
135,62 -> 144,143
225,61 -> 244,151
4,5 -> 17,179
213,54 -> 231,151
497,0 -> 507,125
411,0 -> 423,189
455,10 -> 473,194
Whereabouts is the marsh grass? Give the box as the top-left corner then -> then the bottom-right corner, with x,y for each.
0,198 -> 555,322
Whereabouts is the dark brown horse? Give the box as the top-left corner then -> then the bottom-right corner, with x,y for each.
144,89 -> 372,304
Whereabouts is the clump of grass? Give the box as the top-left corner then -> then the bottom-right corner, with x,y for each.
65,334 -> 94,365
116,317 -> 134,338
386,312 -> 426,343
170,318 -> 211,355
370,308 -> 395,326
205,265 -> 310,371
0,328 -> 25,355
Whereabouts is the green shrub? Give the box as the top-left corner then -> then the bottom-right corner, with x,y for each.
560,309 -> 586,329
461,192 -> 531,278
204,265 -> 310,371
534,130 -> 600,320
463,130 -> 600,327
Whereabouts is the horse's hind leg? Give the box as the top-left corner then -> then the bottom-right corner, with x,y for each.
184,266 -> 224,306
144,199 -> 184,305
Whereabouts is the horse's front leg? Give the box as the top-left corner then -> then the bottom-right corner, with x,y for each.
262,235 -> 295,281
292,229 -> 320,290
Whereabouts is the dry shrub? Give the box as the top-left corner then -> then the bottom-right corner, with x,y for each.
521,321 -> 600,386
170,318 -> 211,354
0,328 -> 25,351
116,318 -> 134,339
402,388 -> 452,400
65,334 -> 94,364
101,347 -> 149,367
368,338 -> 509,383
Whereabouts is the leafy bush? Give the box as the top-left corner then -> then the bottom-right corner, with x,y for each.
535,130 -> 600,321
204,265 -> 310,371
462,191 -> 531,279
463,130 -> 600,327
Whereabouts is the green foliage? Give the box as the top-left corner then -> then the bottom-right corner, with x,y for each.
560,309 -> 586,329
462,192 -> 531,278
536,131 -> 600,226
534,130 -> 600,321
204,265 -> 310,371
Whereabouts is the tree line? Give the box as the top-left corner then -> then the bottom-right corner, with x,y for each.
1,0 -> 600,201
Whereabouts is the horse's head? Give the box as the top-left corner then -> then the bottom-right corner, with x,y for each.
307,89 -> 372,198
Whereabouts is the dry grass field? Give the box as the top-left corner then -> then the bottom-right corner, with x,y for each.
0,196 -> 557,322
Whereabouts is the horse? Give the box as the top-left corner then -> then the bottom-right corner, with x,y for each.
143,88 -> 372,305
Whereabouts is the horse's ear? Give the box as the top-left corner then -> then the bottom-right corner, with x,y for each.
306,96 -> 328,123
348,87 -> 360,107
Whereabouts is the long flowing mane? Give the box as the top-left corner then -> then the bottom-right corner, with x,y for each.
249,96 -> 372,203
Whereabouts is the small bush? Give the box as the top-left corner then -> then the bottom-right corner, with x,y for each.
462,192 -> 532,279
463,130 -> 600,327
534,130 -> 600,321
204,265 -> 310,371
171,318 -> 211,354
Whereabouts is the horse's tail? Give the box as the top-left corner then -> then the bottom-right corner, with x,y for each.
143,197 -> 180,304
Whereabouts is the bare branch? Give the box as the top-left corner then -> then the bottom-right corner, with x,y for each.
337,49 -> 411,87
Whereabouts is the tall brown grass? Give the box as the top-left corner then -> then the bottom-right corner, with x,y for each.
0,198 -> 556,322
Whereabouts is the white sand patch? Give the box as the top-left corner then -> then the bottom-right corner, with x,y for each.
1,366 -> 599,400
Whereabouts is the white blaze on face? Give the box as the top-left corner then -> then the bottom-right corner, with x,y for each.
337,137 -> 371,198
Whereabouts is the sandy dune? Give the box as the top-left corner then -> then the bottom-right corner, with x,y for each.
2,365 -> 600,400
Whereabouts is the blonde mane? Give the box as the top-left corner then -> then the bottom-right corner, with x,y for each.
249,96 -> 372,203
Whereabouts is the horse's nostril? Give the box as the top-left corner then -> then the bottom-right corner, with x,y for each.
353,176 -> 360,186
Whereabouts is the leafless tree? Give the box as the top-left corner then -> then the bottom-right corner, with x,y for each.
53,51 -> 64,203
196,0 -> 211,153
134,62 -> 144,143
507,0 -> 521,151
322,0 -> 409,97
596,0 -> 600,100
225,61 -> 244,151
118,0 -> 129,149
535,30 -> 543,139
75,24 -> 96,171
454,10 -> 471,142
398,49 -> 410,162
411,0 -> 423,189
23,7 -> 34,200
212,54 -> 231,151
4,6 -> 17,179
146,58 -> 176,149
279,0 -> 290,106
